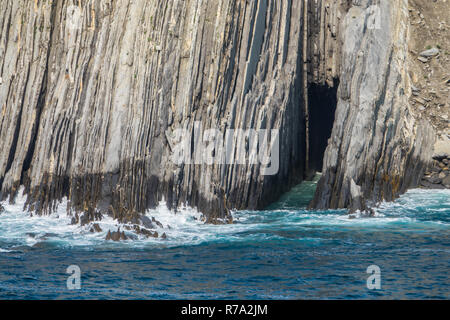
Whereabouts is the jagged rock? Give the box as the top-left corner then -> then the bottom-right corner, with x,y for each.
90,223 -> 102,233
311,0 -> 435,210
0,204 -> 4,214
70,213 -> 79,225
105,228 -> 127,241
161,233 -> 167,240
151,217 -> 164,228
132,225 -> 158,238
0,0 -> 438,220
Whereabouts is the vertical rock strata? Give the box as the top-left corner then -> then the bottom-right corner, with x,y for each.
311,0 -> 435,211
0,0 -> 435,221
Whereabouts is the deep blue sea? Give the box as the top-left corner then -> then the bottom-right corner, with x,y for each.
0,178 -> 449,299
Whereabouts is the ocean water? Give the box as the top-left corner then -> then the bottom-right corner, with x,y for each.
0,180 -> 449,300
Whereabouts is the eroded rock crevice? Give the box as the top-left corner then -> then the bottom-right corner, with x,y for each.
307,79 -> 339,177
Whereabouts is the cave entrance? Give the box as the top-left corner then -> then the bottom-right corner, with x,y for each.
307,79 -> 339,177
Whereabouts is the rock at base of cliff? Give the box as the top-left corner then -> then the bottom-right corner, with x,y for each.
89,223 -> 103,233
105,228 -> 128,241
442,175 -> 450,188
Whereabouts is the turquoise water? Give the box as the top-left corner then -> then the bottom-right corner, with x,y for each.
0,181 -> 449,299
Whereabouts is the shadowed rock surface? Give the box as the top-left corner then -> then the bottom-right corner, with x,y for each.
0,0 -> 440,221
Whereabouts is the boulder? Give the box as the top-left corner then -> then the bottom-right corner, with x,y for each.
442,175 -> 450,188
105,228 -> 127,241
140,215 -> 154,229
151,217 -> 164,228
79,213 -> 90,226
426,174 -> 442,184
421,180 -> 445,189
90,223 -> 102,233
419,47 -> 440,57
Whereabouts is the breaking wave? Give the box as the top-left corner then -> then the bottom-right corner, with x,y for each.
0,187 -> 448,252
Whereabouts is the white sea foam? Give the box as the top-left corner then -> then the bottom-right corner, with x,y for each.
0,187 -> 448,250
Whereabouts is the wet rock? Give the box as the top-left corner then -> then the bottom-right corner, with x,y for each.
126,233 -> 138,240
0,204 -> 4,214
140,215 -> 154,229
161,233 -> 167,239
70,216 -> 78,225
79,213 -> 90,227
151,217 -> 164,228
90,223 -> 102,233
348,179 -> 367,214
133,224 -> 158,238
93,210 -> 103,221
105,228 -> 127,241
421,180 -> 445,189
141,228 -> 158,238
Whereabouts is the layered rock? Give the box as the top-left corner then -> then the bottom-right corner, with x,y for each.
311,0 -> 436,210
0,0 -> 437,221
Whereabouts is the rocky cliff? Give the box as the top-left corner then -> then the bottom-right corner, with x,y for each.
0,0 -> 441,222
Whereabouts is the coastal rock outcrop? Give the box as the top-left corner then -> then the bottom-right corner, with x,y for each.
0,0 -> 441,221
311,0 -> 436,210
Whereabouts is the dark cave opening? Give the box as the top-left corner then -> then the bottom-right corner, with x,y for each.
307,79 -> 339,175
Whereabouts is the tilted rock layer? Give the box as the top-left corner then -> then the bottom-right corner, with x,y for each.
0,0 -> 437,221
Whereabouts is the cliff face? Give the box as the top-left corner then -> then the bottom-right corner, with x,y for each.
0,0 -> 436,221
311,0 -> 436,210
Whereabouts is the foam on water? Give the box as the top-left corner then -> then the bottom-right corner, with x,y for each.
0,187 -> 449,252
